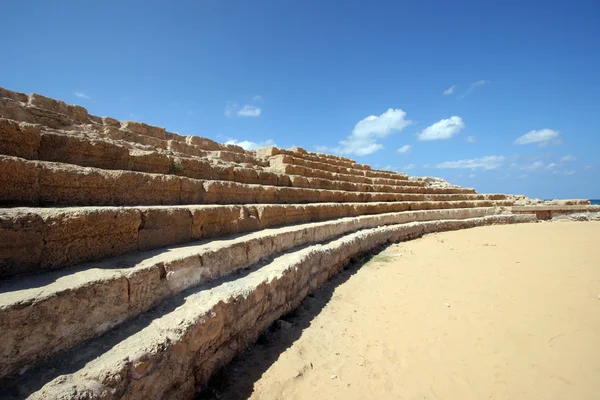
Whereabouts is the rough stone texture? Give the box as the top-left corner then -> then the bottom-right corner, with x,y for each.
3,214 -> 535,398
0,86 -> 576,400
2,209 -> 500,379
0,118 -> 41,159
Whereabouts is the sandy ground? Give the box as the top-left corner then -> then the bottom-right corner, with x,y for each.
202,221 -> 600,400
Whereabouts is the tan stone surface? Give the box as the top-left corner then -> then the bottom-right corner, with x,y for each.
0,118 -> 41,159
5,214 -> 534,398
0,208 -> 508,378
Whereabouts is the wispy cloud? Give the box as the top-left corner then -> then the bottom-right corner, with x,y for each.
318,108 -> 412,156
403,163 -> 416,170
552,170 -> 575,176
443,85 -> 456,95
225,102 -> 262,117
465,136 -> 476,144
237,105 -> 262,117
74,91 -> 90,99
435,155 -> 505,170
252,95 -> 262,101
560,155 -> 576,162
461,80 -> 489,98
225,138 -> 276,150
520,161 -> 545,171
514,129 -> 561,146
418,116 -> 465,141
224,102 -> 238,118
397,144 -> 412,154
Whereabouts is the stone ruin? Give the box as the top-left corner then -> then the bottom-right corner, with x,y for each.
0,86 -> 596,399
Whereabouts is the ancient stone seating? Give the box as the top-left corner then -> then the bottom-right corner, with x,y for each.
0,87 -> 537,399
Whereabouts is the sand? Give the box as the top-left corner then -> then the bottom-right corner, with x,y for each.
203,221 -> 600,400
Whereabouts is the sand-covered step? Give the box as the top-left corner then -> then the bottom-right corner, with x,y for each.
0,200 -> 515,278
3,213 -> 536,399
0,155 -> 506,207
268,154 -> 410,181
0,207 -> 510,378
512,204 -> 600,220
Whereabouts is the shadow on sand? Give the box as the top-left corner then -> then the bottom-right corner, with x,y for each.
197,244 -> 391,400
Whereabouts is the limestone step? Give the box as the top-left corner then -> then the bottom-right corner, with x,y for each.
0,200 -> 515,279
0,90 -> 251,157
267,162 -> 425,186
0,117 -> 264,174
1,213 -> 537,398
0,121 -> 474,195
0,155 -> 507,207
0,208 -> 511,378
268,154 -> 410,181
257,146 -> 372,172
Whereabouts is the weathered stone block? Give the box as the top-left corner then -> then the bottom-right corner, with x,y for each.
39,132 -> 130,170
0,118 -> 41,159
0,210 -> 44,278
0,155 -> 39,205
138,207 -> 192,251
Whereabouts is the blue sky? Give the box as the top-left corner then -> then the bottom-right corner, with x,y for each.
2,1 -> 599,199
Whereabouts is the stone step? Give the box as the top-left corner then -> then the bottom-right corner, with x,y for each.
268,154 -> 410,181
268,163 -> 425,186
1,208 -> 496,377
0,155 -> 507,207
257,146 -> 371,171
0,122 -> 475,195
1,213 -> 537,398
0,117 -> 264,173
0,200 -> 515,279
0,90 -> 251,157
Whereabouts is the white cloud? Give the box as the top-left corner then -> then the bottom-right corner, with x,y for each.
443,85 -> 456,95
435,155 -> 505,170
403,163 -> 416,170
465,136 -> 476,144
252,95 -> 262,101
418,116 -> 465,141
225,102 -> 262,117
520,161 -> 545,170
74,91 -> 90,99
560,155 -> 576,162
321,108 -> 412,156
397,144 -> 412,154
552,170 -> 575,176
468,173 -> 476,178
584,165 -> 593,170
462,80 -> 489,98
225,138 -> 276,150
514,129 -> 560,146
237,105 -> 261,117
546,163 -> 558,169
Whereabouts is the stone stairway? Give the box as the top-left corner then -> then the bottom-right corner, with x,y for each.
0,86 -> 537,399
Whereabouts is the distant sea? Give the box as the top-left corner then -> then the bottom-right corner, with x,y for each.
591,199 -> 600,205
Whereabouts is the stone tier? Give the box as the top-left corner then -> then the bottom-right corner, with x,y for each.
0,120 -> 476,195
1,156 -> 507,207
1,213 -> 536,398
0,200 -> 514,279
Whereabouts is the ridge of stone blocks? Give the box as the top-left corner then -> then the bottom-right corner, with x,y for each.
0,201 -> 514,279
0,85 -> 538,399
0,155 -> 504,207
0,88 -> 248,155
2,213 -> 536,398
